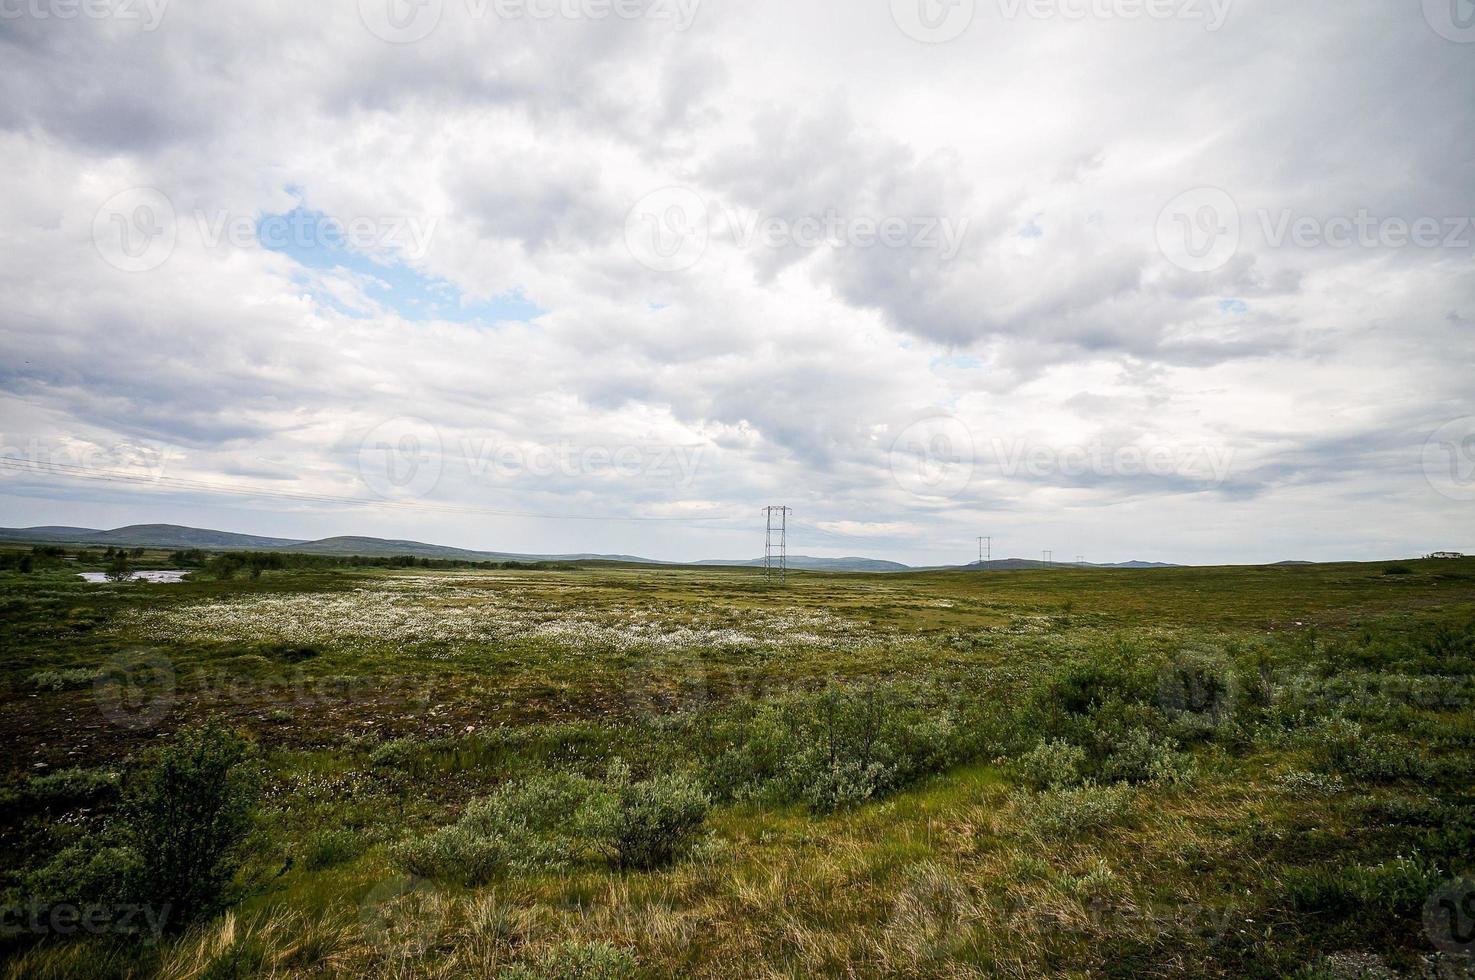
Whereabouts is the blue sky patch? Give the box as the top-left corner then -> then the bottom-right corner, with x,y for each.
258,206 -> 544,324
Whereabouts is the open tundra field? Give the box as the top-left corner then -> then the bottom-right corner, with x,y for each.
2,554 -> 1474,978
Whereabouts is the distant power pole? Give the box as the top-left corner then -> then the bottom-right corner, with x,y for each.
764,506 -> 791,586
1076,555 -> 1085,565
1042,550 -> 1052,567
977,536 -> 991,564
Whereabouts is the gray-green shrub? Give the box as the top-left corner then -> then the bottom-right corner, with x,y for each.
579,761 -> 709,870
1017,738 -> 1087,790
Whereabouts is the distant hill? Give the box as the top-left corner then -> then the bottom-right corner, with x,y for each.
1,522 -> 1189,571
280,535 -> 657,564
0,524 -> 302,549
941,558 -> 1181,571
694,555 -> 911,572
0,524 -> 657,564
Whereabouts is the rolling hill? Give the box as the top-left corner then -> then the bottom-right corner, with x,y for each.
1,523 -> 1183,571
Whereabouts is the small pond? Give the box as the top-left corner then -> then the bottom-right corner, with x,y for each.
78,570 -> 190,584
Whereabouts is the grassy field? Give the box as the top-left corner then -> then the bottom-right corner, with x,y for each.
1,552 -> 1473,978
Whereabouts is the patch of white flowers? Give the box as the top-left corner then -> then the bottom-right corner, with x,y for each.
123,573 -> 879,653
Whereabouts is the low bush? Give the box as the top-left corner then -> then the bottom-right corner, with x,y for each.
1099,727 -> 1197,785
1273,769 -> 1346,797
393,764 -> 708,882
698,683 -> 963,812
391,772 -> 594,885
302,829 -> 361,871
1284,855 -> 1442,919
1304,716 -> 1426,781
3,766 -> 119,813
498,941 -> 637,980
25,667 -> 101,691
21,725 -> 258,933
1156,650 -> 1235,726
122,724 -> 261,926
1009,782 -> 1136,838
1016,738 -> 1087,790
580,761 -> 709,870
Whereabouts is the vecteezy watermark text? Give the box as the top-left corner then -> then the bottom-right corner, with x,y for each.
625,187 -> 970,272
356,416 -> 708,501
1156,187 -> 1475,273
1,900 -> 171,942
0,0 -> 168,29
990,437 -> 1235,485
890,0 -> 1233,43
357,0 -> 701,43
0,437 -> 175,482
887,413 -> 1236,500
92,187 -> 438,273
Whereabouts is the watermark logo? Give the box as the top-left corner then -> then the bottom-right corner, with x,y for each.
1156,187 -> 1240,273
460,438 -> 705,486
0,0 -> 170,29
93,187 -> 177,273
891,0 -> 975,43
94,650 -> 176,730
359,0 -> 701,42
997,0 -> 1233,30
358,0 -> 443,42
1423,416 -> 1475,502
989,437 -> 1235,486
721,208 -> 970,260
94,190 -> 438,271
357,417 -> 444,500
359,876 -> 443,948
626,187 -> 971,272
1424,877 -> 1475,955
0,438 -> 175,482
235,211 -> 438,261
889,414 -> 975,499
1424,0 -> 1475,43
1257,209 -> 1473,250
0,900 -> 171,942
625,187 -> 711,273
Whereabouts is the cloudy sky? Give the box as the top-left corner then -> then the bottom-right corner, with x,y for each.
1,0 -> 1471,565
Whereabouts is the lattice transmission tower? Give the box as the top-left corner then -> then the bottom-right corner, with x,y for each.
764,506 -> 791,586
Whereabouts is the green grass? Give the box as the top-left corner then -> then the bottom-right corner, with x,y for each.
1,554 -> 1474,977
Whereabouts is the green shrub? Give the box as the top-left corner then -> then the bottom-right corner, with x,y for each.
391,772 -> 596,884
1284,855 -> 1442,919
698,683 -> 962,813
1273,769 -> 1346,797
24,841 -> 142,910
121,724 -> 260,926
497,941 -> 637,980
393,764 -> 709,881
391,823 -> 518,886
26,667 -> 102,691
1009,782 -> 1136,837
1156,651 -> 1234,725
1305,716 -> 1425,781
5,766 -> 119,813
1034,653 -> 1154,720
1017,738 -> 1087,790
302,829 -> 362,870
579,762 -> 709,870
1100,727 -> 1197,785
